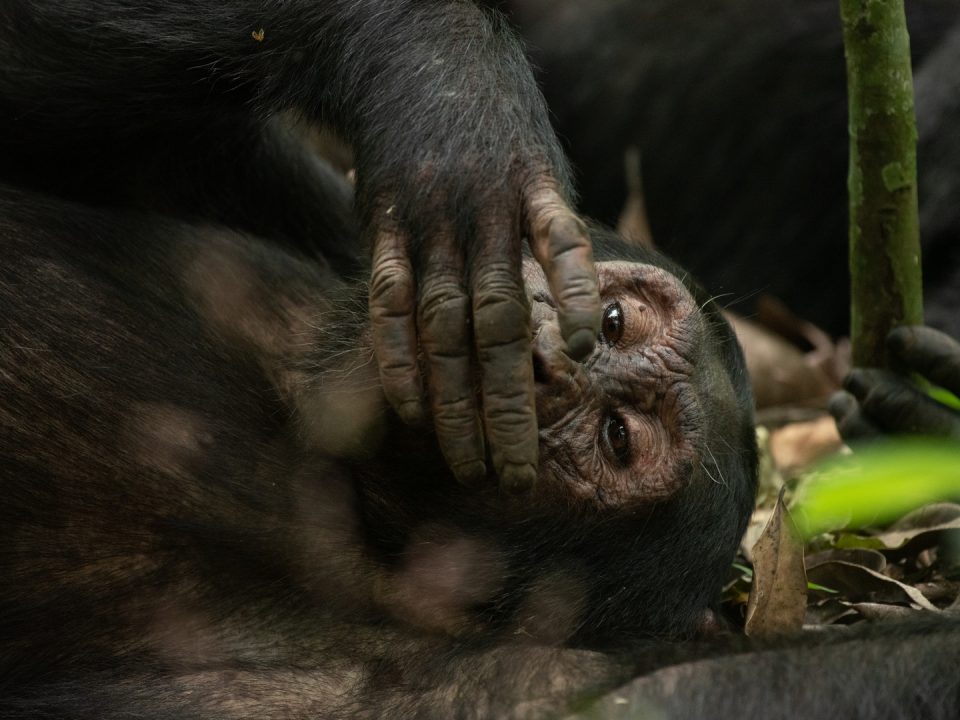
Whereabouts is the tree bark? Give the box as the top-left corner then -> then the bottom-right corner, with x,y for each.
840,0 -> 924,367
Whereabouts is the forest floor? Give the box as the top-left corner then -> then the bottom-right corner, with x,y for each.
722,312 -> 960,634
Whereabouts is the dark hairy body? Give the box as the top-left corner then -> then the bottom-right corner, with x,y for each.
7,174 -> 958,720
1,183 -> 757,716
1,1 -> 960,718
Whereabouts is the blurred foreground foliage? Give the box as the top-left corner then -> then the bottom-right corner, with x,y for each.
794,438 -> 960,537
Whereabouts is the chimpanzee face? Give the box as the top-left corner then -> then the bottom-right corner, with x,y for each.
521,233 -> 755,512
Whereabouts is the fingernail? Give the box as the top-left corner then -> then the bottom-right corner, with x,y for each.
564,327 -> 597,362
453,460 -> 487,488
396,399 -> 425,425
500,463 -> 537,494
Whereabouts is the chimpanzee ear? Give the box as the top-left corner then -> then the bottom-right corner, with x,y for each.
615,146 -> 656,249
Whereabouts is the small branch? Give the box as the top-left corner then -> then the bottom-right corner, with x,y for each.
841,0 -> 924,367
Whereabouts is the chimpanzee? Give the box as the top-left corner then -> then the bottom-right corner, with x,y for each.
1,0 -> 757,716
502,0 -> 960,338
1,1 -> 959,718
0,177 -> 759,715
4,192 -> 959,720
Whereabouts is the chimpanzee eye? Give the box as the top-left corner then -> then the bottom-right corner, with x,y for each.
602,413 -> 631,466
600,302 -> 624,345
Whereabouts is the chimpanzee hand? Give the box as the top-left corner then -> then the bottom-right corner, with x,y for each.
366,172 -> 599,493
352,7 -> 601,492
830,326 -> 960,442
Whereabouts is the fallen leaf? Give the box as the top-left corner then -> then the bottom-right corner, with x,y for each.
726,313 -> 837,410
740,506 -> 774,563
890,503 -> 960,529
805,547 -> 887,573
769,416 -> 844,472
805,561 -> 938,610
914,581 -> 960,605
875,522 -> 960,556
745,488 -> 808,637
805,597 -> 857,626
845,602 -> 927,621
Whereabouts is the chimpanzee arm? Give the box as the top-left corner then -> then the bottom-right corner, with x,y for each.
830,326 -> 960,441
1,0 -> 601,490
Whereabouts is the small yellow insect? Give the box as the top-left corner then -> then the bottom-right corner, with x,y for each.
251,28 -> 265,42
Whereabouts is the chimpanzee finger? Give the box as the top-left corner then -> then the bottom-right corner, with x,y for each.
828,390 -> 882,442
525,187 -> 600,361
471,228 -> 538,494
887,326 -> 960,397
844,368 -> 960,438
369,217 -> 425,425
417,227 -> 487,487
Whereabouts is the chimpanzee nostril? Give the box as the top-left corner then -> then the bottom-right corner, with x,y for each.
532,345 -> 549,385
532,323 -> 582,389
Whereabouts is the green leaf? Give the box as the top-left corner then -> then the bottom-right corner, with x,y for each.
793,438 -> 960,537
929,385 -> 960,410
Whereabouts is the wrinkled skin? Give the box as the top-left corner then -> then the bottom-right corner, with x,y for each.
0,0 -> 602,491
526,258 -> 744,505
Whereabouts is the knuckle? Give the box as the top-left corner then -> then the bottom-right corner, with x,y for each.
863,383 -> 912,417
377,354 -> 419,378
522,179 -> 563,216
433,405 -> 483,450
472,261 -> 522,292
472,269 -> 530,348
547,214 -> 591,257
484,406 -> 537,445
418,282 -> 470,329
475,306 -> 530,349
556,275 -> 601,311
484,385 -> 532,410
434,394 -> 477,421
369,262 -> 413,310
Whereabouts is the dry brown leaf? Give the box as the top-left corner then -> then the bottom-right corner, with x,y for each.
745,488 -> 808,637
754,295 -> 849,387
845,602 -> 927,621
866,504 -> 960,556
805,597 -> 858,626
890,503 -> 960,530
805,561 -> 938,610
915,581 -> 960,605
805,547 -> 887,574
726,313 -> 837,410
740,506 -> 773,563
769,415 -> 844,472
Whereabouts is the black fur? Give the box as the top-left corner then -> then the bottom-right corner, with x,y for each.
508,0 -> 960,337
